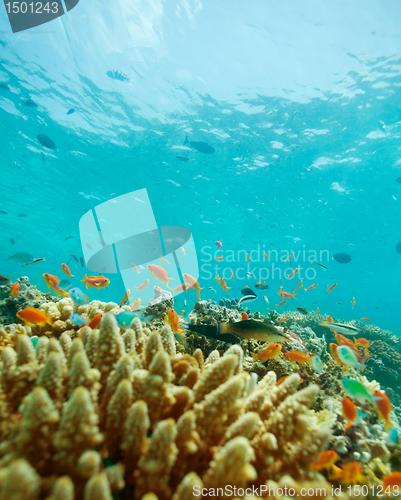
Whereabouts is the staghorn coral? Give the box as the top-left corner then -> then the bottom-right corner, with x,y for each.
0,311 -> 381,500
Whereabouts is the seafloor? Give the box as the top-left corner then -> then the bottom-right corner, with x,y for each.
0,277 -> 400,499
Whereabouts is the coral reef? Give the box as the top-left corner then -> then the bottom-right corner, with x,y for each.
0,312 -> 360,500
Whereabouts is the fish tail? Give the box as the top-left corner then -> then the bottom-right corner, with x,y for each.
165,277 -> 175,289
250,352 -> 258,362
184,135 -> 189,145
175,330 -> 187,345
81,274 -> 88,282
46,316 -> 55,326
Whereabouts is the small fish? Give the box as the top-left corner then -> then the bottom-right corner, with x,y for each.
340,378 -> 379,406
293,280 -> 303,293
119,289 -> 131,307
11,281 -> 20,297
67,108 -> 75,115
241,312 -> 248,321
333,253 -> 352,264
130,298 -> 141,311
115,311 -> 140,329
21,257 -> 46,267
183,274 -> 203,296
320,321 -> 358,336
10,238 -> 15,245
37,134 -> 56,150
311,261 -> 327,270
382,472 -> 401,491
246,253 -> 251,263
0,211 -> 7,214
58,279 -> 72,291
215,240 -> 223,250
296,307 -> 308,315
327,283 -> 338,294
255,281 -> 268,290
167,308 -> 186,344
246,272 -> 253,278
262,251 -> 269,261
351,297 -> 356,310
136,279 -> 150,291
63,236 -> 74,241
180,247 -> 185,256
79,257 -> 85,268
183,135 -> 215,154
69,287 -> 89,305
69,313 -> 87,327
304,283 -> 318,292
176,155 -> 190,162
276,300 -> 287,307
287,268 -> 300,278
87,313 -> 102,330
106,70 -> 130,81
70,253 -> 79,262
24,99 -> 38,107
386,428 -> 399,447
311,355 -> 324,373
148,264 -> 174,288
261,295 -> 269,306
285,252 -> 295,262
17,214 -> 28,217
82,274 -> 110,290
16,306 -> 54,327
329,461 -> 365,485
238,295 -> 257,306
342,397 -> 366,429
360,317 -> 370,322
41,152 -> 45,164
219,320 -> 289,343
159,256 -> 170,265
241,286 -> 257,296
0,275 -> 12,285
131,263 -> 140,273
317,307 -> 320,314
207,287 -> 216,293
279,291 -> 296,299
215,255 -> 224,262
374,390 -> 392,431
251,343 -> 282,363
279,317 -> 288,324
61,263 -> 74,278
336,346 -> 365,370
9,252 -> 34,264
230,270 -> 235,281
172,283 -> 190,294
336,302 -> 342,305
310,450 -> 338,471
282,351 -> 313,364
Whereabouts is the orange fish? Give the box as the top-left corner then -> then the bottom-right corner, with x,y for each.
285,252 -> 295,262
310,450 -> 338,471
374,390 -> 392,431
241,312 -> 248,321
87,313 -> 102,330
131,263 -> 140,274
382,472 -> 401,492
130,298 -> 141,311
43,273 -> 60,290
136,279 -> 149,291
279,317 -> 288,324
287,268 -> 300,278
353,337 -> 370,356
262,251 -> 269,261
280,291 -> 297,299
282,350 -> 313,364
220,278 -> 231,294
215,240 -> 223,250
183,274 -> 203,293
16,306 -> 54,327
276,375 -> 302,386
215,255 -> 224,262
304,283 -> 318,292
329,343 -> 342,365
159,256 -> 170,265
172,283 -> 189,294
147,264 -> 174,288
119,289 -> 130,307
327,283 -> 337,294
326,315 -> 334,322
351,297 -> 356,310
246,253 -> 251,263
293,280 -> 303,293
230,270 -> 235,281
214,275 -> 221,283
81,274 -> 110,290
360,317 -> 370,322
180,247 -> 185,256
167,308 -> 186,344
251,343 -> 282,363
334,333 -> 358,350
61,263 -> 74,278
276,300 -> 287,307
342,398 -> 365,429
11,281 -> 20,297
329,461 -> 365,485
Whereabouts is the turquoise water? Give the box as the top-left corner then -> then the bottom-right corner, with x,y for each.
1,0 -> 401,332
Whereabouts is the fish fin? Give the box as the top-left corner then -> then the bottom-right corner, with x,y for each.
174,330 -> 187,345
184,135 -> 189,145
250,352 -> 258,362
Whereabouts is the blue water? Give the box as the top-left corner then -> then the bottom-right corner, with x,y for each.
1,0 -> 401,333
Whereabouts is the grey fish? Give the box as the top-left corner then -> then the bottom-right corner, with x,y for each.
80,256 -> 85,268
24,99 -> 38,108
18,214 -> 28,217
241,286 -> 257,296
397,242 -> 401,254
67,108 -> 75,115
219,320 -> 289,343
10,238 -> 15,245
106,70 -> 130,82
207,287 -> 217,293
176,155 -> 190,162
312,261 -> 327,270
0,275 -> 11,284
184,135 -> 215,154
8,252 -> 34,264
70,253 -> 79,262
38,134 -> 56,150
0,211 -> 7,214
333,253 -> 352,264
63,236 -> 74,241
238,295 -> 257,306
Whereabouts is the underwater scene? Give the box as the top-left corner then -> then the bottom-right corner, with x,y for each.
1,0 -> 401,499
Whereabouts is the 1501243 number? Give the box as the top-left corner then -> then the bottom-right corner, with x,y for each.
4,2 -> 59,14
